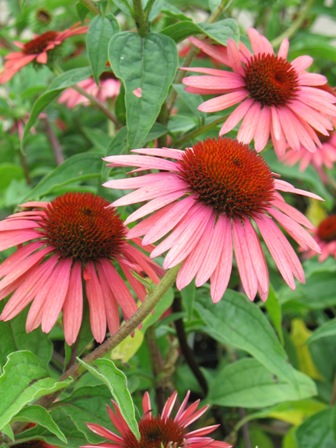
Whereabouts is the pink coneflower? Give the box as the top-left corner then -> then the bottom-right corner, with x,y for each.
0,24 -> 88,83
305,215 -> 336,261
283,130 -> 336,180
58,72 -> 121,108
82,390 -> 232,448
104,137 -> 321,302
0,193 -> 163,345
182,29 -> 336,157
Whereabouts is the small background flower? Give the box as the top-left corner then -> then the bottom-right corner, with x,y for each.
83,390 -> 232,448
58,72 -> 121,108
283,130 -> 336,182
0,23 -> 87,83
304,215 -> 336,261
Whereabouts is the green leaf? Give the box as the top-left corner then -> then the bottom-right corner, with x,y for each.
0,306 -> 52,367
0,351 -> 73,430
264,284 -> 284,345
109,32 -> 178,149
279,271 -> 336,310
141,287 -> 174,332
22,67 -> 92,145
57,385 -> 118,444
195,290 -> 296,385
295,407 -> 336,448
161,18 -> 239,45
308,318 -> 336,343
13,406 -> 67,444
78,358 -> 140,440
208,358 -> 316,408
87,15 -> 119,83
21,152 -> 103,201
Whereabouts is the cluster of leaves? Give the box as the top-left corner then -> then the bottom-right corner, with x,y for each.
0,0 -> 336,447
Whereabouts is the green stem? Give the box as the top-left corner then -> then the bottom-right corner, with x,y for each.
174,116 -> 228,147
164,0 -> 230,123
144,0 -> 157,21
132,0 -> 149,37
12,265 -> 180,434
271,0 -> 315,47
79,0 -> 100,15
72,85 -> 119,126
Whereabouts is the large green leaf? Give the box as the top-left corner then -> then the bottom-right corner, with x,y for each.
279,271 -> 336,310
13,406 -> 67,444
78,358 -> 140,440
22,67 -> 92,145
0,351 -> 72,430
208,358 -> 316,408
21,152 -> 103,201
195,290 -> 296,385
87,15 -> 119,83
108,32 -> 178,149
295,407 -> 336,448
308,318 -> 336,343
161,18 -> 239,45
0,305 -> 52,367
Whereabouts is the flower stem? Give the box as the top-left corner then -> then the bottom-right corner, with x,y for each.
72,85 -> 119,126
164,0 -> 230,123
132,0 -> 149,37
42,115 -> 64,165
79,0 -> 100,15
271,0 -> 315,47
11,265 -> 180,430
174,116 -> 227,147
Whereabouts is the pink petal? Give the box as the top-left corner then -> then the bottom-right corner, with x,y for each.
199,90 -> 249,113
232,219 -> 258,300
188,37 -> 230,65
254,106 -> 271,151
277,38 -> 289,59
85,261 -> 107,343
210,216 -> 232,303
142,196 -> 196,245
125,190 -> 186,224
237,102 -> 262,144
41,258 -> 72,333
62,261 -> 83,346
219,98 -> 254,135
100,260 -> 138,319
161,391 -> 178,421
290,55 -> 313,72
176,213 -> 216,289
248,28 -> 274,55
164,206 -> 212,268
104,154 -> 178,172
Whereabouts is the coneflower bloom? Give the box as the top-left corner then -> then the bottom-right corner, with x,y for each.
305,215 -> 336,262
58,72 -> 121,108
283,131 -> 336,181
0,193 -> 163,345
182,29 -> 336,157
0,24 -> 87,83
104,137 -> 321,302
82,390 -> 232,448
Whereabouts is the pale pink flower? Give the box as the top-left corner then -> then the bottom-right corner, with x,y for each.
305,215 -> 336,262
0,24 -> 88,83
58,72 -> 121,108
82,390 -> 232,448
182,29 -> 336,157
0,193 -> 163,345
104,137 -> 321,303
283,131 -> 336,181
